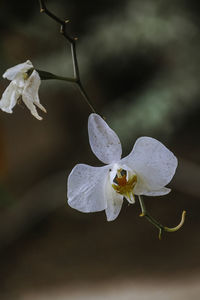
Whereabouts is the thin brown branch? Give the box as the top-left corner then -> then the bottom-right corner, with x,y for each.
38,0 -> 96,113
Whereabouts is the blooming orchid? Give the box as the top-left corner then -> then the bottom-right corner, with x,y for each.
67,113 -> 178,221
0,60 -> 46,120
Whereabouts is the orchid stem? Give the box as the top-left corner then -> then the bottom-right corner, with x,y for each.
36,70 -> 76,82
38,0 -> 96,113
138,195 -> 186,240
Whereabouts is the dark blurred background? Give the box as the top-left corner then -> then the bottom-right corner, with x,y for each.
0,0 -> 200,299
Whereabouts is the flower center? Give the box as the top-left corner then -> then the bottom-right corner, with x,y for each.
23,68 -> 34,80
112,169 -> 137,203
23,73 -> 29,80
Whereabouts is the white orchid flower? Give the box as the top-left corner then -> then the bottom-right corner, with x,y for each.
0,60 -> 46,120
67,113 -> 178,221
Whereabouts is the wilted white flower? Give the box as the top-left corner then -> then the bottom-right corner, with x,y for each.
0,60 -> 46,120
67,113 -> 178,221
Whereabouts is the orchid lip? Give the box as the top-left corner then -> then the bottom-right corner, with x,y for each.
112,168 -> 137,203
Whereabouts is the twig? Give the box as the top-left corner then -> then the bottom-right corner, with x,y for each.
138,195 -> 186,240
38,0 -> 96,113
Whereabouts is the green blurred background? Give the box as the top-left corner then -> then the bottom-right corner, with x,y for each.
0,0 -> 200,299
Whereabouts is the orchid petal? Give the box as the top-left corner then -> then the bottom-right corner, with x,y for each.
0,82 -> 20,113
26,70 -> 46,112
22,96 -> 42,120
122,137 -> 177,193
142,187 -> 171,196
67,164 -> 109,213
105,179 -> 123,221
88,113 -> 122,164
22,70 -> 45,120
3,60 -> 33,81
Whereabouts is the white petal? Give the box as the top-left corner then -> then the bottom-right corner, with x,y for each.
143,187 -> 171,196
122,137 -> 178,193
3,60 -> 33,81
67,164 -> 109,213
22,96 -> 42,120
22,70 -> 45,120
105,179 -> 123,221
13,76 -> 26,88
26,70 -> 46,112
0,82 -> 20,113
88,113 -> 122,164
109,163 -> 120,184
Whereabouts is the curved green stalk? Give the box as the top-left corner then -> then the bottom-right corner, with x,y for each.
138,195 -> 186,240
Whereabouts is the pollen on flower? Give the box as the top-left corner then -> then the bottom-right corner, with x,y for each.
112,169 -> 137,203
23,73 -> 29,80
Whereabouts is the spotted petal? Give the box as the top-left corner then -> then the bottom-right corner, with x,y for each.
67,164 -> 109,213
3,60 -> 33,81
88,113 -> 122,164
122,137 -> 177,194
